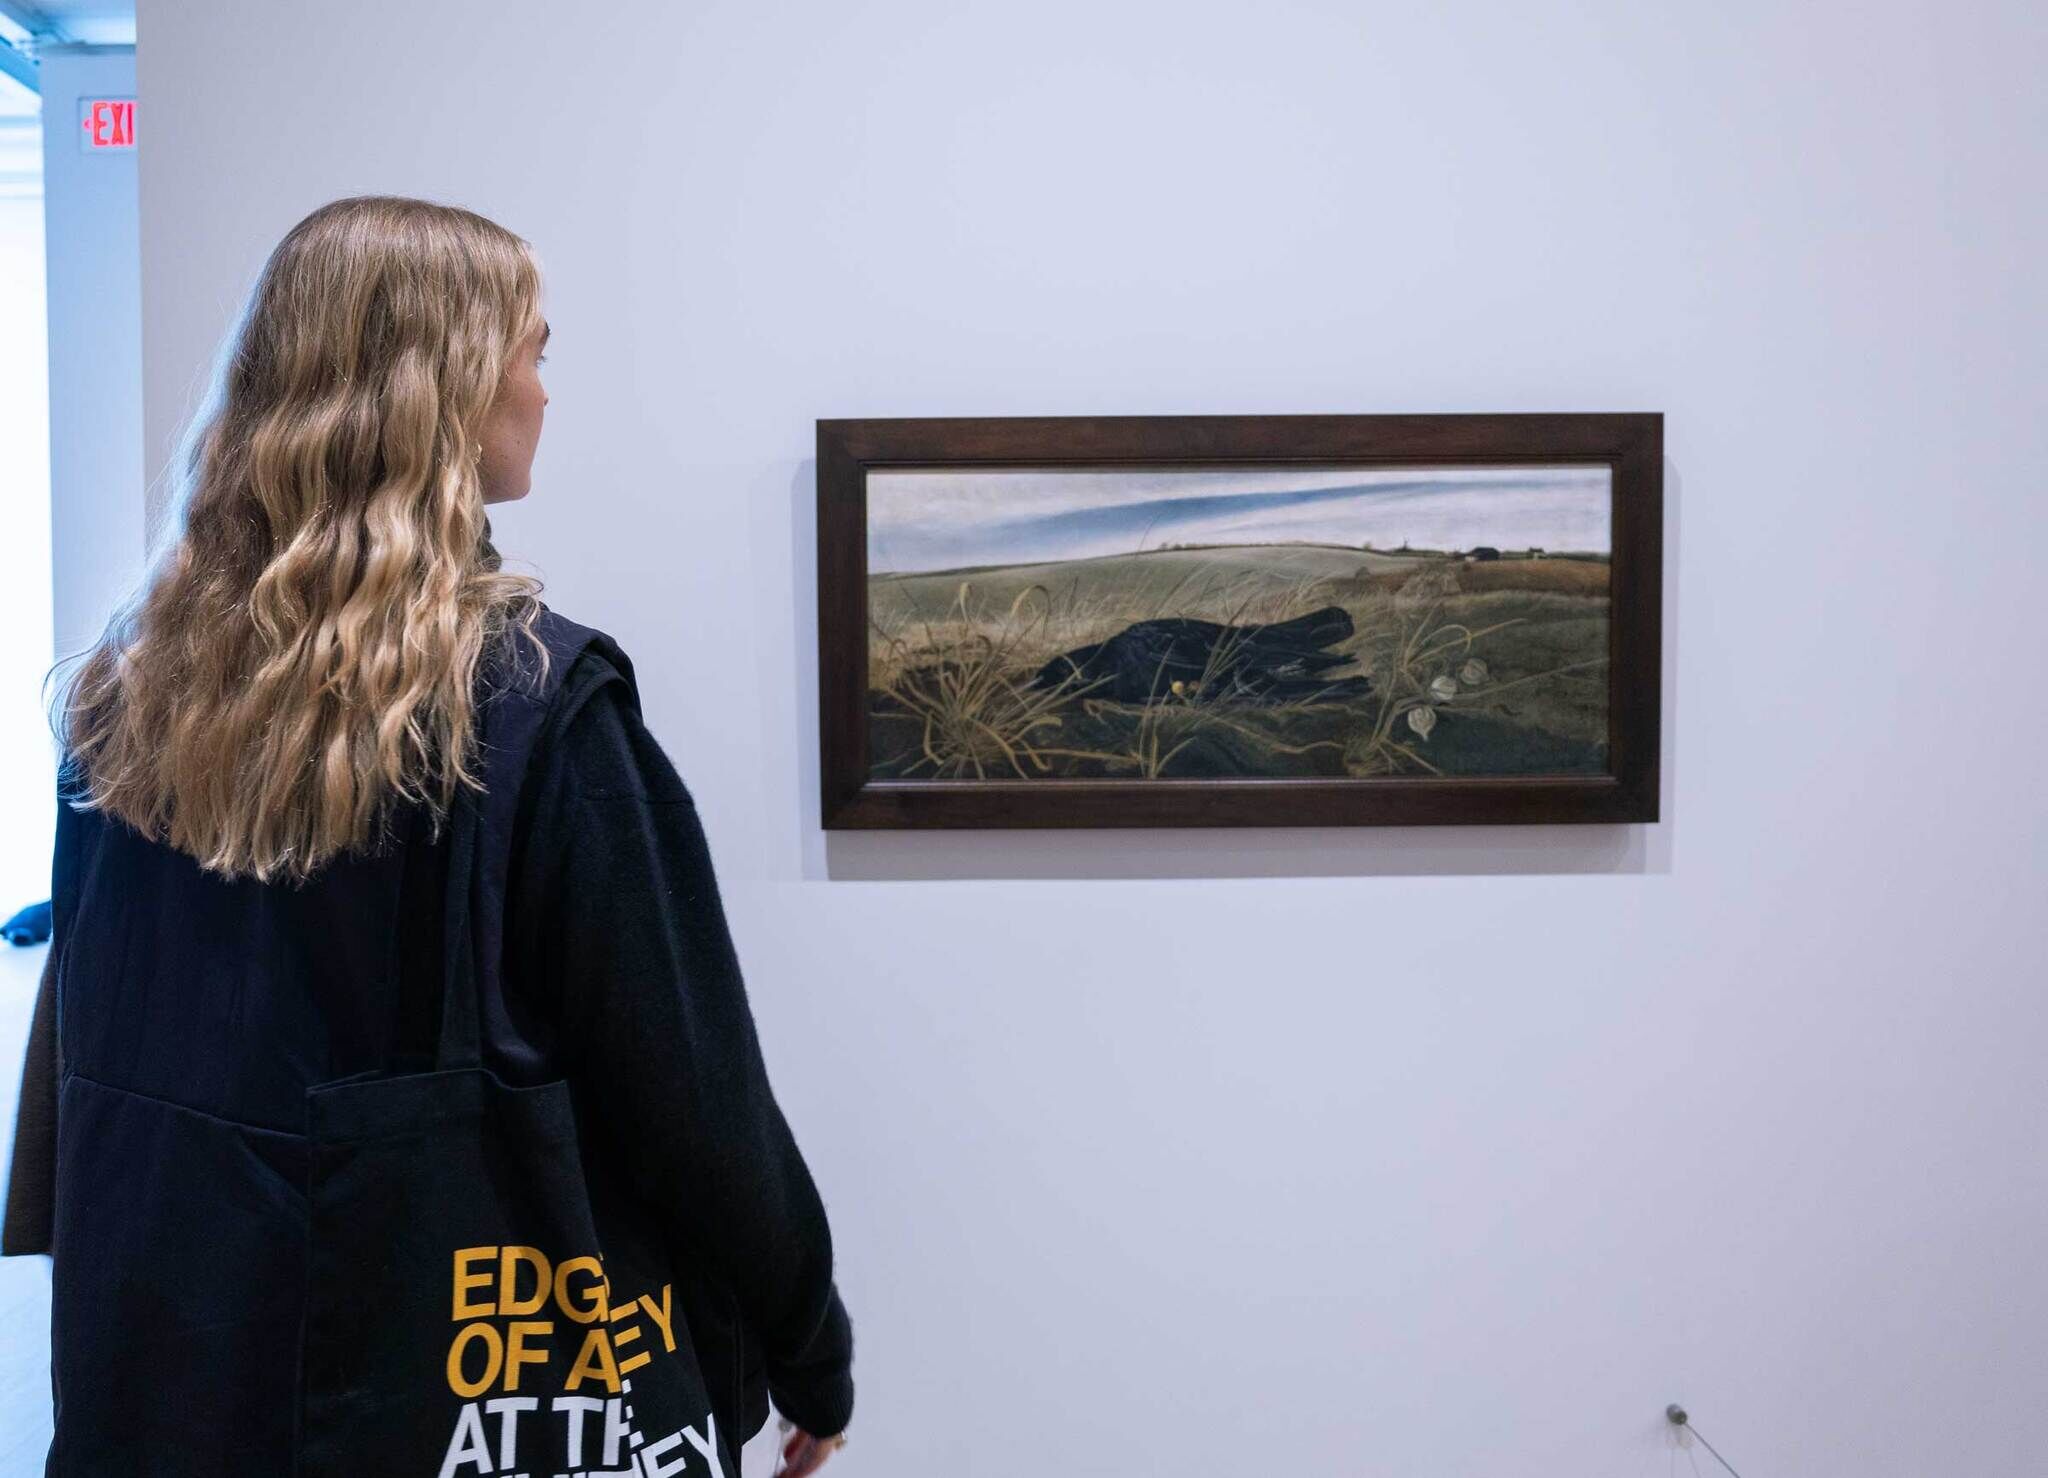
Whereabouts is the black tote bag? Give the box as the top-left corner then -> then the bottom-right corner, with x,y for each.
295,776 -> 737,1477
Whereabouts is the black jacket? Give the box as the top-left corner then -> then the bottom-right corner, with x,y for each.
2,607 -> 854,1454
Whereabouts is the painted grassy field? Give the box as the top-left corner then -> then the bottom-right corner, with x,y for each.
866,541 -> 1609,781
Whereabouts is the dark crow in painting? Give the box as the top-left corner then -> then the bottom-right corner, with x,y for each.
1030,604 -> 1372,705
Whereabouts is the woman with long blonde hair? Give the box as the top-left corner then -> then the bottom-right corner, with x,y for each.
5,195 -> 853,1477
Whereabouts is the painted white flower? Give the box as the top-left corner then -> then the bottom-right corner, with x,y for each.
1429,674 -> 1458,702
1407,705 -> 1438,740
1459,658 -> 1489,685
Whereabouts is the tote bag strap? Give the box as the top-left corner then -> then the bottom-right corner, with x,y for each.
431,776 -> 486,1073
425,611 -> 604,1074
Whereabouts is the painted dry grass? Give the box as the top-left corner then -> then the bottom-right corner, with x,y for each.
866,545 -> 1609,781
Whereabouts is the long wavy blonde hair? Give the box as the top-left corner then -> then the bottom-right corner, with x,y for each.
54,194 -> 551,884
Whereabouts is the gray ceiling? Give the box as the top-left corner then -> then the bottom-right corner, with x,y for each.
5,1 -> 134,48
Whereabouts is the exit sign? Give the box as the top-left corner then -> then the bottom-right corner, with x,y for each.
79,97 -> 137,153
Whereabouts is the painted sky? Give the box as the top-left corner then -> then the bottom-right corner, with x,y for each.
868,465 -> 1612,574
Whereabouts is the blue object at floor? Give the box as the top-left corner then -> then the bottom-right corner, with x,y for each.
3,902 -> 51,946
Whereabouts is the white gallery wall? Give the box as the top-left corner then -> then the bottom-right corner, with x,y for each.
134,3 -> 2045,1474
40,49 -> 142,670
0,144 -> 51,910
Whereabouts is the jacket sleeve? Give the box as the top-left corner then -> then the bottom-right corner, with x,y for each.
3,766 -> 79,1259
511,647 -> 855,1437
1,943 -> 58,1257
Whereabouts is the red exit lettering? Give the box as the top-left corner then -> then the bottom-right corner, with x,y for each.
80,98 -> 137,152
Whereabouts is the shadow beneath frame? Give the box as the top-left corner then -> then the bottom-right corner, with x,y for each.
792,454 -> 1680,883
820,821 -> 1650,880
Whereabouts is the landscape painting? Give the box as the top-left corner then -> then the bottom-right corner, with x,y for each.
864,465 -> 1612,783
817,414 -> 1661,828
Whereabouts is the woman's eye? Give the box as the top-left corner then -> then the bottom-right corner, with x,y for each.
536,353 -> 548,366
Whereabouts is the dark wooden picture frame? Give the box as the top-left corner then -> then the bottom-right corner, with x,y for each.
818,413 -> 1662,828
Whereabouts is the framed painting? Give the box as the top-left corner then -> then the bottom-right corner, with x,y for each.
817,413 -> 1661,828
